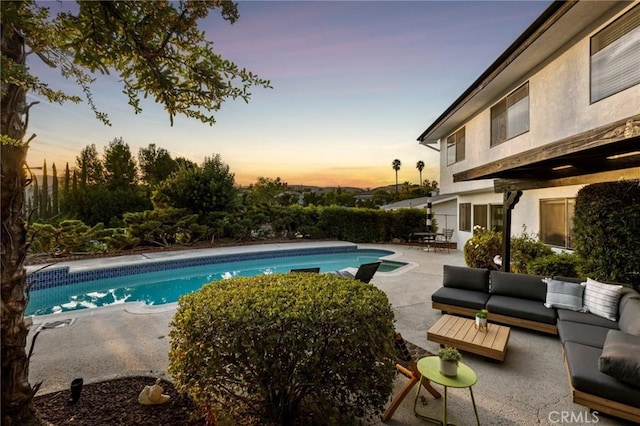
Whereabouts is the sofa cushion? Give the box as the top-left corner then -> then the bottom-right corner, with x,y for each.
543,278 -> 586,312
564,341 -> 640,408
431,287 -> 491,311
619,297 -> 640,336
557,320 -> 611,348
490,271 -> 547,302
583,278 -> 623,321
486,295 -> 557,325
556,309 -> 621,329
442,265 -> 490,293
599,330 -> 640,388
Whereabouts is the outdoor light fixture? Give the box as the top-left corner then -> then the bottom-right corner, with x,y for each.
606,151 -> 640,160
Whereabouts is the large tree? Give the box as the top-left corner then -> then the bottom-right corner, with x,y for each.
152,154 -> 238,215
391,159 -> 401,194
103,137 -> 137,190
0,1 -> 270,424
138,143 -> 178,186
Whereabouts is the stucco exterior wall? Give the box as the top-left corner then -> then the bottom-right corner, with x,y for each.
438,3 -> 640,193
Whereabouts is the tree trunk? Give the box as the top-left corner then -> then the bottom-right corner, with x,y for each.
1,24 -> 44,426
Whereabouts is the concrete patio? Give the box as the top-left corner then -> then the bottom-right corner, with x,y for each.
28,243 -> 626,425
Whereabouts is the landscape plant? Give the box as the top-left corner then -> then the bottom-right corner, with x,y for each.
573,180 -> 640,283
510,226 -> 552,273
526,252 -> 578,277
464,227 -> 502,269
169,273 -> 396,425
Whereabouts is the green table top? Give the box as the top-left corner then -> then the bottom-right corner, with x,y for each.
417,356 -> 477,388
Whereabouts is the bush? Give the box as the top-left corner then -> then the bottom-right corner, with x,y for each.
464,227 -> 502,269
526,252 -> 579,277
510,226 -> 552,274
169,273 -> 396,425
573,180 -> 640,283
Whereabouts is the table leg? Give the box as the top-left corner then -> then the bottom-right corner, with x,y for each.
469,386 -> 480,425
413,376 -> 446,425
442,386 -> 448,425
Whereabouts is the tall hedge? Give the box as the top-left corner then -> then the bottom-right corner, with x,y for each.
573,180 -> 640,283
168,273 -> 396,425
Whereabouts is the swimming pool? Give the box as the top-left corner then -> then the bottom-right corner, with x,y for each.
26,246 -> 404,316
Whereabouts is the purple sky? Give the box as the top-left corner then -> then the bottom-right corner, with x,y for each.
27,1 -> 551,188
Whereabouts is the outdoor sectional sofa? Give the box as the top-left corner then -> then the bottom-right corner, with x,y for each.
431,265 -> 640,422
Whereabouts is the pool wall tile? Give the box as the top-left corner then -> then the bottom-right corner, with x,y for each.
28,245 -> 359,291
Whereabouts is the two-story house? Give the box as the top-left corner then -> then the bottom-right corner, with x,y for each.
418,1 -> 640,265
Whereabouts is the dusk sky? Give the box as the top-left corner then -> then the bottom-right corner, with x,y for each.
26,1 -> 551,189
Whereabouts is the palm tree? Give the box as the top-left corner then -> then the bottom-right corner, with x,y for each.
392,159 -> 401,194
416,161 -> 425,195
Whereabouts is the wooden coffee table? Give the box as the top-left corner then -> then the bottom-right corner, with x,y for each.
427,314 -> 511,361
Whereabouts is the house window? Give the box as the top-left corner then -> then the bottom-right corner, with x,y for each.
490,204 -> 504,233
591,4 -> 640,102
473,204 -> 488,229
459,203 -> 471,232
447,127 -> 465,166
540,198 -> 575,249
490,82 -> 530,147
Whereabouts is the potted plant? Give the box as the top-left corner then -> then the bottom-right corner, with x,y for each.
436,346 -> 461,377
475,309 -> 488,330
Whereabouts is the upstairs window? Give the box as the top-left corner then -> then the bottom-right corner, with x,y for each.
591,4 -> 640,102
490,82 -> 529,147
447,127 -> 465,166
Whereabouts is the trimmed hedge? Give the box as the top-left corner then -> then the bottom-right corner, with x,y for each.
573,180 -> 640,283
168,273 -> 396,425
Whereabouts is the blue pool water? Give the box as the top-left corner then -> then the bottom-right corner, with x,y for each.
26,249 -> 402,316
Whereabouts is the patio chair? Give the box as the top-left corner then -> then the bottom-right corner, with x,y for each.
290,267 -> 320,273
382,332 -> 441,421
335,261 -> 381,283
438,228 -> 454,253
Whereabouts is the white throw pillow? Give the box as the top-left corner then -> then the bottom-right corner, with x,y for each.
542,278 -> 586,311
583,278 -> 623,321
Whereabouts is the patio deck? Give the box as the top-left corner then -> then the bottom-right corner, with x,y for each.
27,243 -> 627,425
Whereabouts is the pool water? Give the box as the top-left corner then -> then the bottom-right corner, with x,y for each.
26,249 -> 402,316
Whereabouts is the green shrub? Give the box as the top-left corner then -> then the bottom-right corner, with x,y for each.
526,252 -> 579,277
510,226 -> 552,274
28,220 -> 106,254
317,206 -> 388,242
573,180 -> 640,283
169,273 -> 396,425
464,227 -> 502,269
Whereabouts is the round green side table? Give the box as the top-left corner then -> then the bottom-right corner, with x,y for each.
413,356 -> 480,425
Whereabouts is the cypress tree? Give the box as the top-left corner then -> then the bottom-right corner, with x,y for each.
62,162 -> 70,213
32,180 -> 39,220
40,160 -> 48,218
52,163 -> 59,216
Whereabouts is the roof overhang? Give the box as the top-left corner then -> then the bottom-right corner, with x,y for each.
417,1 -> 630,145
453,114 -> 640,192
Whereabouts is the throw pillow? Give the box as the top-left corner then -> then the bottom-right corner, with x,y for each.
599,329 -> 640,387
583,278 -> 623,321
542,278 -> 586,311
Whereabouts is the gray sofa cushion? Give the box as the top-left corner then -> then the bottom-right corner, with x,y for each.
556,309 -> 621,329
564,341 -> 640,408
557,320 -> 612,348
490,271 -> 547,302
431,287 -> 491,311
599,330 -> 640,388
442,265 -> 490,293
619,297 -> 640,336
543,278 -> 586,311
486,295 -> 557,325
